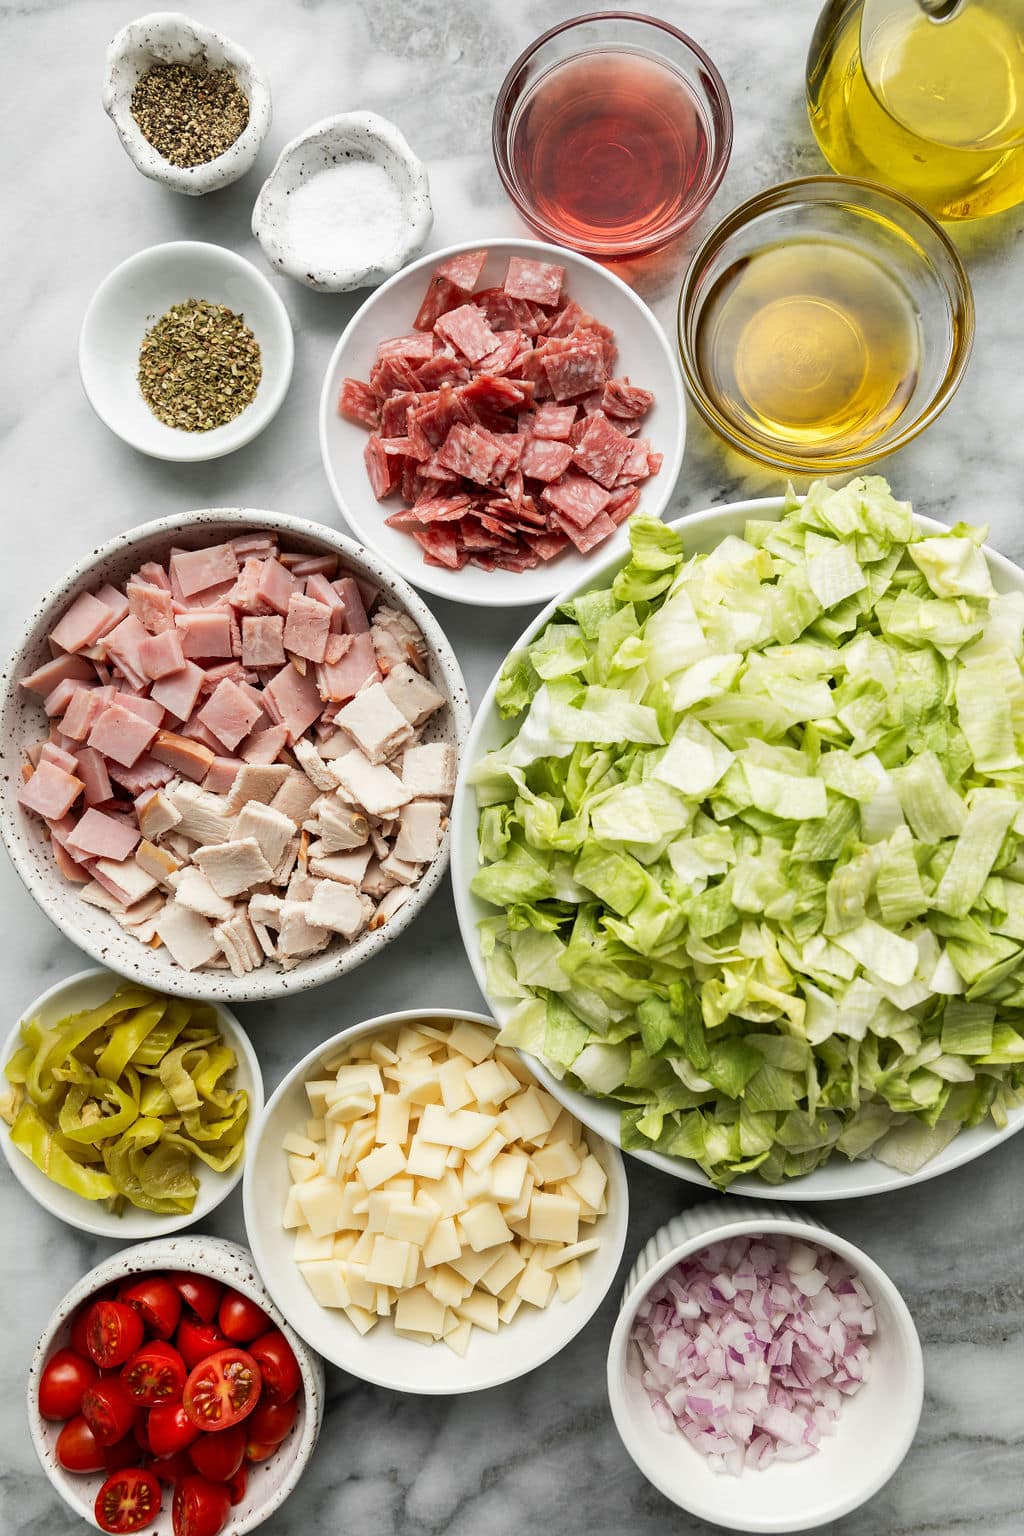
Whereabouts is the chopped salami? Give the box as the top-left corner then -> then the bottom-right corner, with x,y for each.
434,304 -> 500,364
504,256 -> 566,307
541,472 -> 612,528
530,403 -> 577,440
602,377 -> 655,419
341,252 -> 662,573
571,413 -> 635,488
521,438 -> 574,482
435,249 -> 488,292
337,378 -> 379,429
541,338 -> 608,402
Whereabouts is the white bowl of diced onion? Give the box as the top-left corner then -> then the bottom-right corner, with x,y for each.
243,1008 -> 629,1393
607,1201 -> 923,1533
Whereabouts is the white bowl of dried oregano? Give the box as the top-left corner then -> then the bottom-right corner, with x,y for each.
78,240 -> 294,461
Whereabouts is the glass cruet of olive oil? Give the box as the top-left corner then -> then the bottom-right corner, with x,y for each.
807,0 -> 1024,219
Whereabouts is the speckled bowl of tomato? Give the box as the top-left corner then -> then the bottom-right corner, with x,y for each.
27,1234 -> 324,1535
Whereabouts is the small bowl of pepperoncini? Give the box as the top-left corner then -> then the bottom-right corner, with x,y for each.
0,967 -> 262,1238
677,176 -> 974,473
78,239 -> 294,462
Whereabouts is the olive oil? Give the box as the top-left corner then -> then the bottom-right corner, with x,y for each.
695,235 -> 922,459
807,0 -> 1024,220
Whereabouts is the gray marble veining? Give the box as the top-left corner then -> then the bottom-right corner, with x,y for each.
1,2 -> 1022,1533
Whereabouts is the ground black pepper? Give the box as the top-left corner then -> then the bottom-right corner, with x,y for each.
130,62 -> 250,168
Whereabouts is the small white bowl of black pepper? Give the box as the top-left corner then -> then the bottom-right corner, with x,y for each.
102,11 -> 272,196
78,240 -> 294,461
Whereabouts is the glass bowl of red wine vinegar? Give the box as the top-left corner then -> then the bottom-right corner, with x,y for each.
493,12 -> 733,260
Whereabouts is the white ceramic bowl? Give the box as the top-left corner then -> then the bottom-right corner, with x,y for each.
252,112 -> 433,292
0,967 -> 262,1239
102,12 -> 272,196
318,237 -> 687,607
451,495 -> 1024,1197
0,509 -> 471,1002
607,1201 -> 923,1532
243,1007 -> 629,1394
27,1234 -> 324,1534
79,242 -> 293,462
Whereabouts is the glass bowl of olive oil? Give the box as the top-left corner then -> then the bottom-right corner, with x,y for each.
677,176 -> 974,472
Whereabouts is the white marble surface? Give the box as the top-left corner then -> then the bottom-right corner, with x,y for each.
1,2 -> 1022,1533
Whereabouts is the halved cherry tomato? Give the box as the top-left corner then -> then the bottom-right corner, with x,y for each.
182,1349 -> 261,1432
152,1451 -> 195,1486
87,1301 -> 145,1370
244,1440 -> 278,1464
122,1340 -> 188,1406
82,1377 -> 138,1445
226,1466 -> 247,1506
70,1302 -> 94,1359
188,1423 -> 245,1482
170,1274 -> 223,1324
249,1329 -> 301,1403
56,1414 -> 106,1473
245,1394 -> 297,1449
39,1346 -> 98,1420
104,1432 -> 144,1473
148,1401 -> 200,1458
176,1318 -> 227,1372
172,1474 -> 231,1536
216,1292 -> 269,1345
95,1467 -> 162,1534
121,1277 -> 181,1340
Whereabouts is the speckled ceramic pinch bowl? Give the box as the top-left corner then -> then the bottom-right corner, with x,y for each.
244,1008 -> 630,1394
103,11 -> 272,195
79,241 -> 294,463
252,112 -> 433,292
0,509 -> 471,1002
28,1235 -> 324,1533
0,967 -> 262,1238
607,1201 -> 924,1532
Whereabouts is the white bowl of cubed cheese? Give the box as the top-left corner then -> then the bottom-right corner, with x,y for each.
243,1007 -> 629,1393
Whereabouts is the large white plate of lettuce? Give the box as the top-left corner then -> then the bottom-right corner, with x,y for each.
452,479 -> 1024,1198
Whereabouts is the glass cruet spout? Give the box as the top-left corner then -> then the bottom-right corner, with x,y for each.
859,0 -> 1024,152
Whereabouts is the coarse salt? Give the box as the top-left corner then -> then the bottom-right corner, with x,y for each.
283,161 -> 406,276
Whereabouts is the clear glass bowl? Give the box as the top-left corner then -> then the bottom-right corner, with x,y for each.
677,176 -> 975,473
492,11 -> 733,259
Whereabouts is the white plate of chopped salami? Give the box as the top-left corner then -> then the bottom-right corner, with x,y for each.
318,239 -> 686,606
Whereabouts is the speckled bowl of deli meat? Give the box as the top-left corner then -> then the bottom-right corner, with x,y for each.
0,510 -> 470,1001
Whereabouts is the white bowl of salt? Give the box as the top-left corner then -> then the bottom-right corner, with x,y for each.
252,112 -> 433,292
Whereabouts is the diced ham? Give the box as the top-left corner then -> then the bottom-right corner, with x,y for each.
177,611 -> 233,659
53,839 -> 90,883
334,577 -> 370,635
115,693 -> 164,727
198,678 -> 264,752
44,677 -> 85,718
74,744 -> 114,805
255,557 -> 296,616
241,614 -> 286,668
204,756 -> 244,795
169,543 -> 239,598
150,661 -> 205,721
316,631 -> 381,703
241,724 -> 289,764
127,582 -> 176,635
18,760 -> 84,819
65,807 -> 140,862
21,653 -> 95,696
262,662 -> 325,742
50,592 -> 116,654
107,755 -> 176,795
283,594 -> 331,664
140,629 -> 186,680
103,616 -> 151,689
87,704 -> 159,768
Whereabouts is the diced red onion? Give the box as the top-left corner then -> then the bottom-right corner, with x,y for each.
630,1235 -> 874,1476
